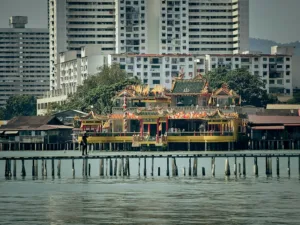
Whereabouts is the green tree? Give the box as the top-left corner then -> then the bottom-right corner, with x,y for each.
0,107 -> 5,120
204,68 -> 273,107
4,95 -> 36,119
56,64 -> 141,114
287,93 -> 300,104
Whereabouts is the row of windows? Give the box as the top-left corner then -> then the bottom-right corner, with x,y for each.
67,2 -> 114,5
68,22 -> 115,25
68,28 -> 114,32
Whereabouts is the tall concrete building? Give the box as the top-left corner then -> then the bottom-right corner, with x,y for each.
116,0 -> 249,55
0,16 -> 49,107
48,0 -> 116,90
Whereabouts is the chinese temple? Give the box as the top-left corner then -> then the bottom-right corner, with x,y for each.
76,75 -> 245,151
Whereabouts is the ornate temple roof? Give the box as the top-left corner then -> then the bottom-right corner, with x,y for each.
169,74 -> 211,96
212,83 -> 239,98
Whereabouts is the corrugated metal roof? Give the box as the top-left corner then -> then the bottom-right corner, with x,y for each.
0,116 -> 71,131
266,104 -> 300,110
248,115 -> 300,125
252,126 -> 284,130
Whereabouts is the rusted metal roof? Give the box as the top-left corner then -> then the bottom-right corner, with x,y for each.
252,126 -> 284,130
0,116 -> 71,131
248,115 -> 300,125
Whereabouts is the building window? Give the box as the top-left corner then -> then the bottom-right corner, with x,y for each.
286,79 -> 290,83
153,80 -> 160,84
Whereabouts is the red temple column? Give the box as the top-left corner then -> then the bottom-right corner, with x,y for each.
140,119 -> 144,136
148,123 -> 150,134
156,118 -> 160,136
166,117 -> 169,134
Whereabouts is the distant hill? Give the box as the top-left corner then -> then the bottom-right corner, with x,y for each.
250,38 -> 300,55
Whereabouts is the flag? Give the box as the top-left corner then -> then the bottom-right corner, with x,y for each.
232,97 -> 235,104
208,97 -> 212,105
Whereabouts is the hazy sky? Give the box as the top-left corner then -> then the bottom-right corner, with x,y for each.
0,0 -> 299,43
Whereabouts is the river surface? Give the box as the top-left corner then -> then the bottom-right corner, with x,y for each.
0,151 -> 300,225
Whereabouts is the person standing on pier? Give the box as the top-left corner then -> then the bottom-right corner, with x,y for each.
81,133 -> 88,156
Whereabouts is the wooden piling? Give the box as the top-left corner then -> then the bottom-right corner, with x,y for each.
35,159 -> 38,177
51,158 -> 54,177
211,157 -> 215,176
85,158 -> 88,177
238,163 -> 241,176
105,158 -> 108,176
193,157 -> 197,176
151,156 -> 154,176
109,158 -> 112,176
44,160 -> 47,177
127,157 -> 130,176
82,159 -> 85,176
100,159 -> 104,176
265,156 -> 269,175
41,159 -> 44,176
268,157 -> 272,175
182,167 -> 186,176
21,159 -> 26,177
172,158 -> 175,177
13,159 -> 16,177
118,159 -> 122,176
253,157 -> 258,176
144,157 -> 147,177
287,156 -> 290,176
234,157 -> 237,176
72,159 -> 75,177
88,163 -> 91,177
166,157 -> 169,177
138,157 -> 140,177
225,158 -> 230,176
276,157 -> 280,176
32,159 -> 35,177
299,156 -> 300,176
114,159 -> 117,176
202,167 -> 206,176
242,156 -> 246,176
57,159 -> 61,177
121,157 -> 124,176
188,158 -> 191,176
158,167 -> 161,176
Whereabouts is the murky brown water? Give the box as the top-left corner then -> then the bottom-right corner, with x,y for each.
0,151 -> 300,225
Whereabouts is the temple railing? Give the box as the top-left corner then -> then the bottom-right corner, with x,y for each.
112,106 -> 239,113
168,131 -> 234,136
81,131 -> 234,137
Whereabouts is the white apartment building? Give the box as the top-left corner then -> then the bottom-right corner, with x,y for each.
48,0 -> 115,90
203,49 -> 293,96
109,54 -> 196,89
116,0 -> 249,55
37,45 -> 108,115
0,16 -> 49,107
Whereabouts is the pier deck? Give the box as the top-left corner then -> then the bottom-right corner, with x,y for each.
0,150 -> 300,160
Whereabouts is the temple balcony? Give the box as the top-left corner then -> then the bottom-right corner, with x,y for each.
112,106 -> 239,114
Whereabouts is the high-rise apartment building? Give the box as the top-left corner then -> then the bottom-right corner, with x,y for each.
0,16 -> 49,107
48,0 -> 115,90
160,0 -> 249,54
116,0 -> 249,55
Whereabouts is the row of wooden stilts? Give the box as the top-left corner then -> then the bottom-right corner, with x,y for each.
3,156 -> 298,178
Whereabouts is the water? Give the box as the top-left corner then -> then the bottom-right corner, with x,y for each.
0,151 -> 300,225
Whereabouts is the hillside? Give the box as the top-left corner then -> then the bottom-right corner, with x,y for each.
249,38 -> 300,55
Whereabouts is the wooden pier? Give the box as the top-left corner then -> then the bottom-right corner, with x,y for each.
2,152 -> 300,179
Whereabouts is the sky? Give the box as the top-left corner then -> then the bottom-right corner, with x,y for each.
0,0 -> 299,43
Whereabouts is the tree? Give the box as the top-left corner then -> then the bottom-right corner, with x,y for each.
55,64 -> 141,114
4,95 -> 36,119
204,68 -> 273,107
287,93 -> 300,104
0,107 -> 5,120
